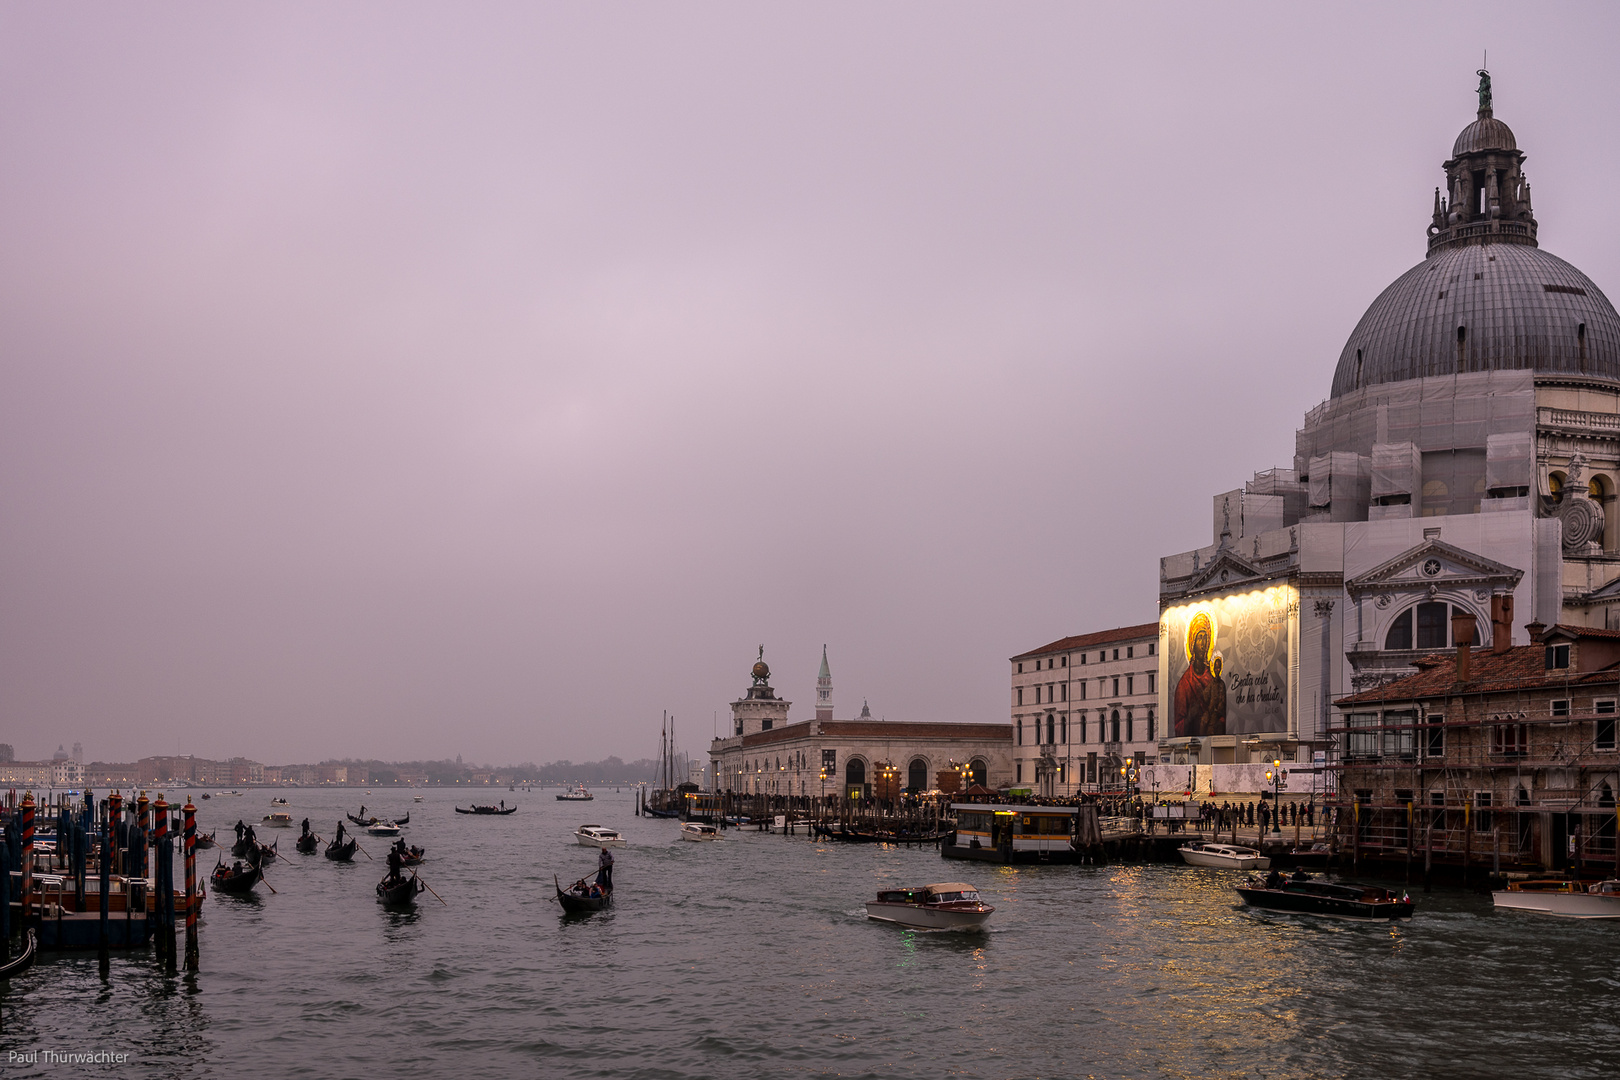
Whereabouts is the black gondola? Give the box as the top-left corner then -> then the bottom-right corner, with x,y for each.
555,874 -> 611,914
194,830 -> 217,850
454,804 -> 517,815
376,873 -> 424,906
398,845 -> 426,866
0,928 -> 37,980
325,835 -> 359,861
295,831 -> 320,854
347,810 -> 378,827
210,859 -> 263,895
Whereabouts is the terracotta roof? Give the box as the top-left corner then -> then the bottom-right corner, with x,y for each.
737,721 -> 814,748
1012,622 -> 1158,662
1543,623 -> 1620,641
1334,645 -> 1620,707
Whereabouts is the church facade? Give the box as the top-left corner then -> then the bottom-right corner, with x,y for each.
708,649 -> 1012,799
1153,72 -> 1620,779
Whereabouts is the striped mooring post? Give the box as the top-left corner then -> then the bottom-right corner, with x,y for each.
107,790 -> 123,875
135,790 -> 151,880
183,797 -> 198,970
20,790 -> 35,923
152,794 -> 168,965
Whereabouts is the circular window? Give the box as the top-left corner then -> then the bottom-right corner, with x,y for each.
1422,558 -> 1442,577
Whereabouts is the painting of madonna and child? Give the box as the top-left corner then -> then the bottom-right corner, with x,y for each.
1160,587 -> 1292,738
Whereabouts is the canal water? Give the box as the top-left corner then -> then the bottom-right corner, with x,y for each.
0,788 -> 1614,1079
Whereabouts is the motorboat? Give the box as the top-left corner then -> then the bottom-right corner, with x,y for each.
865,882 -> 994,931
270,797 -> 289,806
414,795 -> 423,802
574,825 -> 627,848
1492,878 -> 1620,919
1179,842 -> 1270,870
367,821 -> 402,837
261,812 -> 294,828
1235,872 -> 1414,921
680,822 -> 721,842
556,784 -> 594,802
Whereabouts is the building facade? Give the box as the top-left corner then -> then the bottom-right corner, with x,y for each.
1330,622 -> 1620,873
1010,623 -> 1160,797
1156,73 -> 1620,778
710,649 -> 1012,798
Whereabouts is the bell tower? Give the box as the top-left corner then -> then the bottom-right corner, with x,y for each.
815,645 -> 834,722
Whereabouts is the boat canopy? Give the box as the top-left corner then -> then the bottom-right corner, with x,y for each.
949,803 -> 1077,816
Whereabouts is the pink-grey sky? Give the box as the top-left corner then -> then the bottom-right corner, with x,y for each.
3,4 -> 1618,766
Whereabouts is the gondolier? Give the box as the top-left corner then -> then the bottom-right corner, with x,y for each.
596,847 -> 613,888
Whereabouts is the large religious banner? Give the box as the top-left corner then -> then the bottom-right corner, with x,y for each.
1160,585 -> 1293,738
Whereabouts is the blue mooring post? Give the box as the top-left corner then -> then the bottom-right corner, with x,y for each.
99,829 -> 110,953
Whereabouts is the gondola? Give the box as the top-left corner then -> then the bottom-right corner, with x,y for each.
325,834 -> 359,861
555,874 -> 611,914
347,810 -> 378,827
0,928 -> 37,980
295,830 -> 320,854
453,804 -> 517,815
394,811 -> 409,826
210,859 -> 263,895
398,845 -> 426,866
244,838 -> 279,868
376,873 -> 425,906
194,830 -> 217,850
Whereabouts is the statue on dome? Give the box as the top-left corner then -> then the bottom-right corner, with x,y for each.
1477,68 -> 1492,114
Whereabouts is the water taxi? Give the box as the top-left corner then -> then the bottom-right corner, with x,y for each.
1179,842 -> 1270,870
261,812 -> 294,828
865,882 -> 994,930
574,825 -> 626,848
270,797 -> 289,806
1492,878 -> 1620,919
679,821 -> 721,842
942,803 -> 1092,863
1235,873 -> 1413,921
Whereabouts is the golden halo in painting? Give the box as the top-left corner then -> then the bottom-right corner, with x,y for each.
1184,609 -> 1217,662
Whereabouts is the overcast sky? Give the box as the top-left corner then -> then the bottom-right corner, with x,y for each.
3,3 -> 1618,767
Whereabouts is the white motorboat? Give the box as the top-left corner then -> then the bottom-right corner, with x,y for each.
1492,878 -> 1620,919
556,784 -> 594,802
1178,842 -> 1270,870
413,795 -> 423,802
574,825 -> 627,848
261,812 -> 294,828
679,822 -> 721,842
366,821 -> 402,837
865,882 -> 994,931
270,797 -> 288,806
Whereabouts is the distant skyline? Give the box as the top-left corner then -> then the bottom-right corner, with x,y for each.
3,3 -> 1619,765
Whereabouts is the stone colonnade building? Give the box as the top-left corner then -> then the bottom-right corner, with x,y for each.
1155,73 -> 1620,783
1010,623 -> 1160,797
709,649 -> 1012,798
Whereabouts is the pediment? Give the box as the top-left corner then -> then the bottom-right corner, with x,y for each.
1346,539 -> 1524,597
1184,549 -> 1269,594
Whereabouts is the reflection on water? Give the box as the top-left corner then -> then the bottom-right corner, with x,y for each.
1,790 -> 1615,1079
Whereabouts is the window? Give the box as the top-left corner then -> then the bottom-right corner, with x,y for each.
1061,682 -> 1067,702
1597,700 -> 1616,751
1416,601 -> 1449,649
1016,762 -> 1023,783
1393,789 -> 1413,847
1147,710 -> 1156,741
1112,677 -> 1120,697
1547,644 -> 1571,670
762,718 -> 772,731
1552,699 -> 1570,718
1429,790 -> 1446,831
1061,714 -> 1069,743
1017,662 -> 1023,674
1080,682 -> 1087,701
1016,719 -> 1023,746
1125,712 -> 1134,742
1086,752 -> 1097,784
1383,710 -> 1416,761
1475,792 -> 1493,833
1126,675 -> 1135,696
1017,688 -> 1024,706
1148,673 -> 1157,694
1148,642 -> 1155,656
1045,714 -> 1055,745
1492,722 -> 1528,757
822,749 -> 836,774
1425,714 -> 1445,758
1060,655 -> 1066,667
1113,649 -> 1119,661
1110,710 -> 1121,742
1385,609 -> 1413,650
1127,646 -> 1134,658
1346,712 -> 1379,759
1080,652 -> 1087,665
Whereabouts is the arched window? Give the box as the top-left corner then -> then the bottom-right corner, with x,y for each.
1016,718 -> 1023,746
967,759 -> 987,787
845,759 -> 865,787
1110,710 -> 1121,742
1046,714 -> 1055,744
1385,602 -> 1467,650
907,759 -> 928,792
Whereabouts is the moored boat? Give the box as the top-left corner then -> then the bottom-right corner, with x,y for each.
865,882 -> 994,930
1492,878 -> 1620,919
1179,842 -> 1271,870
679,821 -> 721,842
555,874 -> 611,914
1235,872 -> 1414,921
574,825 -> 627,848
0,928 -> 37,979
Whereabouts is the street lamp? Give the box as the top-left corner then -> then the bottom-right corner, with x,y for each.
1267,757 -> 1283,836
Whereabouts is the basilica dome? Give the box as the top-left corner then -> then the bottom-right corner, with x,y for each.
1329,78 -> 1620,398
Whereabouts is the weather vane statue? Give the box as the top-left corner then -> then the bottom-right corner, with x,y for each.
1477,62 -> 1492,115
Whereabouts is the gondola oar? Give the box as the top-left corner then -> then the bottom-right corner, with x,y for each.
355,841 -> 375,861
261,871 -> 277,895
411,869 -> 447,907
